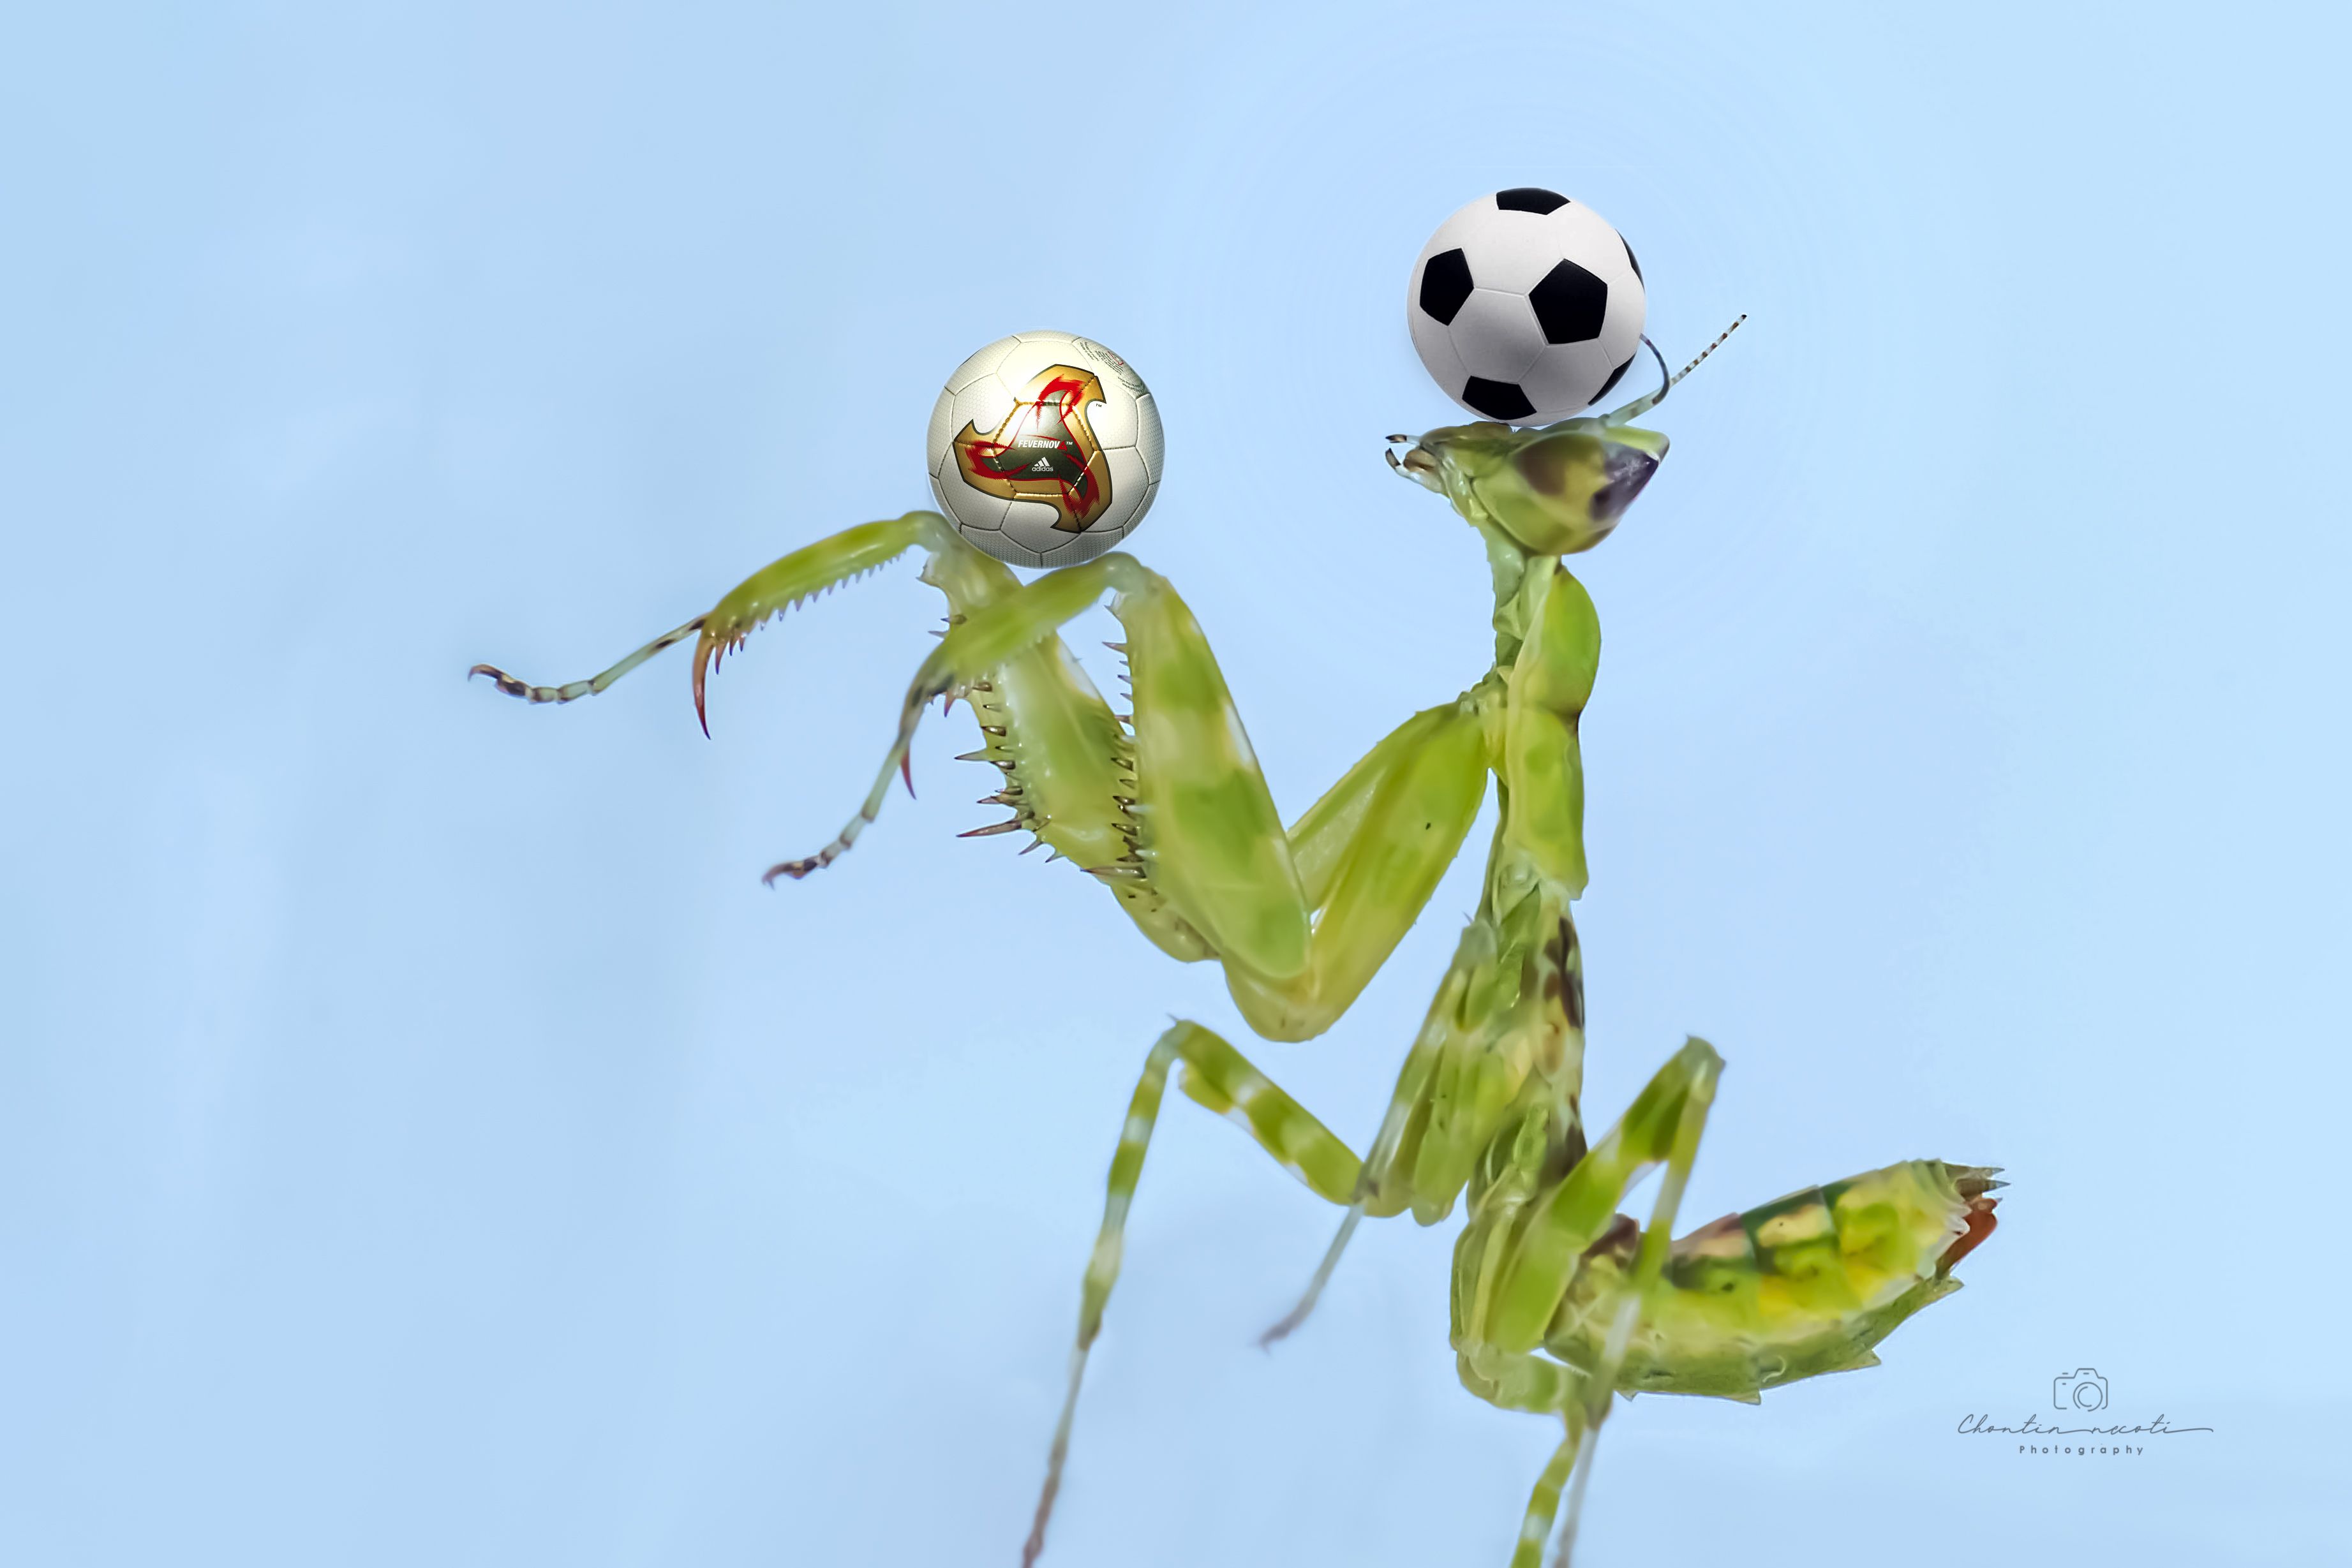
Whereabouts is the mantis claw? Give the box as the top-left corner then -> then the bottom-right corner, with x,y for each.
690,632 -> 726,738
467,663 -> 533,699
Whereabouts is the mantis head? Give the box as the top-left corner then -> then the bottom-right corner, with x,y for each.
1387,316 -> 1743,559
1390,418 -> 1668,556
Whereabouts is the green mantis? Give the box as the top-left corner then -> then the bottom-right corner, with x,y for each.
471,320 -> 2000,1566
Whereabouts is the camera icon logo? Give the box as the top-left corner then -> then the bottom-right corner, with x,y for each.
2053,1368 -> 2109,1412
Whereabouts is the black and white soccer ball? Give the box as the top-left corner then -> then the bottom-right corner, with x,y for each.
1407,189 -> 1647,425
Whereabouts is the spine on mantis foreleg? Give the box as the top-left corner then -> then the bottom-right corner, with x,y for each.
694,513 -> 985,733
468,513 -> 979,723
955,637 -> 1221,963
1542,1160 -> 2004,1402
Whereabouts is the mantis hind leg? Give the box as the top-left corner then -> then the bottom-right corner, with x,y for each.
1450,1347 -> 1595,1568
1513,1414 -> 1588,1568
1455,1039 -> 1721,1566
1028,1019 -> 1362,1567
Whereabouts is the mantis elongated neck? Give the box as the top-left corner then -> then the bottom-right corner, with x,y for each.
1477,519 -> 1553,671
1468,512 -> 1596,1121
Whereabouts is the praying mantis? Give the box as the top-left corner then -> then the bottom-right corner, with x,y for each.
470,322 -> 2001,1566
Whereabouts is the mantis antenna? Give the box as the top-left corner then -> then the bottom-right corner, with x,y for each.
1669,314 -> 1746,389
1383,314 -> 1750,464
1602,313 -> 1746,425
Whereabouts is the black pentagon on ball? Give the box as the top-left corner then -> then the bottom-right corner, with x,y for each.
1462,377 -> 1536,422
1589,351 -> 1637,405
1495,188 -> 1569,214
1529,258 -> 1608,344
1419,248 -> 1473,325
1622,237 -> 1642,282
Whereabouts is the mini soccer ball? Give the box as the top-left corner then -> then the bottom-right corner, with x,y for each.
925,331 -> 1163,569
1407,189 -> 1647,425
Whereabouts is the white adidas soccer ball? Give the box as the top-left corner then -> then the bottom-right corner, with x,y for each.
925,331 -> 1163,569
1407,189 -> 1647,425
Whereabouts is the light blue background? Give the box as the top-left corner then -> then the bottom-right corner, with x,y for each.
4,3 -> 2345,1564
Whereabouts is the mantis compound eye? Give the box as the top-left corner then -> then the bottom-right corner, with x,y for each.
1589,442 -> 1660,523
1443,422 -> 1667,555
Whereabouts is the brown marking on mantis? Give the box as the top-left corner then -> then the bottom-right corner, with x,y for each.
1514,435 -> 1576,496
1581,1212 -> 1638,1262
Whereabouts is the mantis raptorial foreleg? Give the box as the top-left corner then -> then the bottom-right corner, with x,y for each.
470,512 -> 1004,733
468,619 -> 708,707
1027,1019 -> 1366,1567
784,552 -> 1496,1041
473,521 -> 1504,1030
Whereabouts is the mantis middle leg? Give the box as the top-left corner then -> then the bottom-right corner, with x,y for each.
1027,1019 -> 1366,1567
1027,946 -> 1612,1565
1033,1028 -> 1718,1568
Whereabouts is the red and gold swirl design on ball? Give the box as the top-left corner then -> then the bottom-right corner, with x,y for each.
951,366 -> 1111,534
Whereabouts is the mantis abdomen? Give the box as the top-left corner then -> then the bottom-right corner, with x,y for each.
1544,1160 -> 2002,1402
